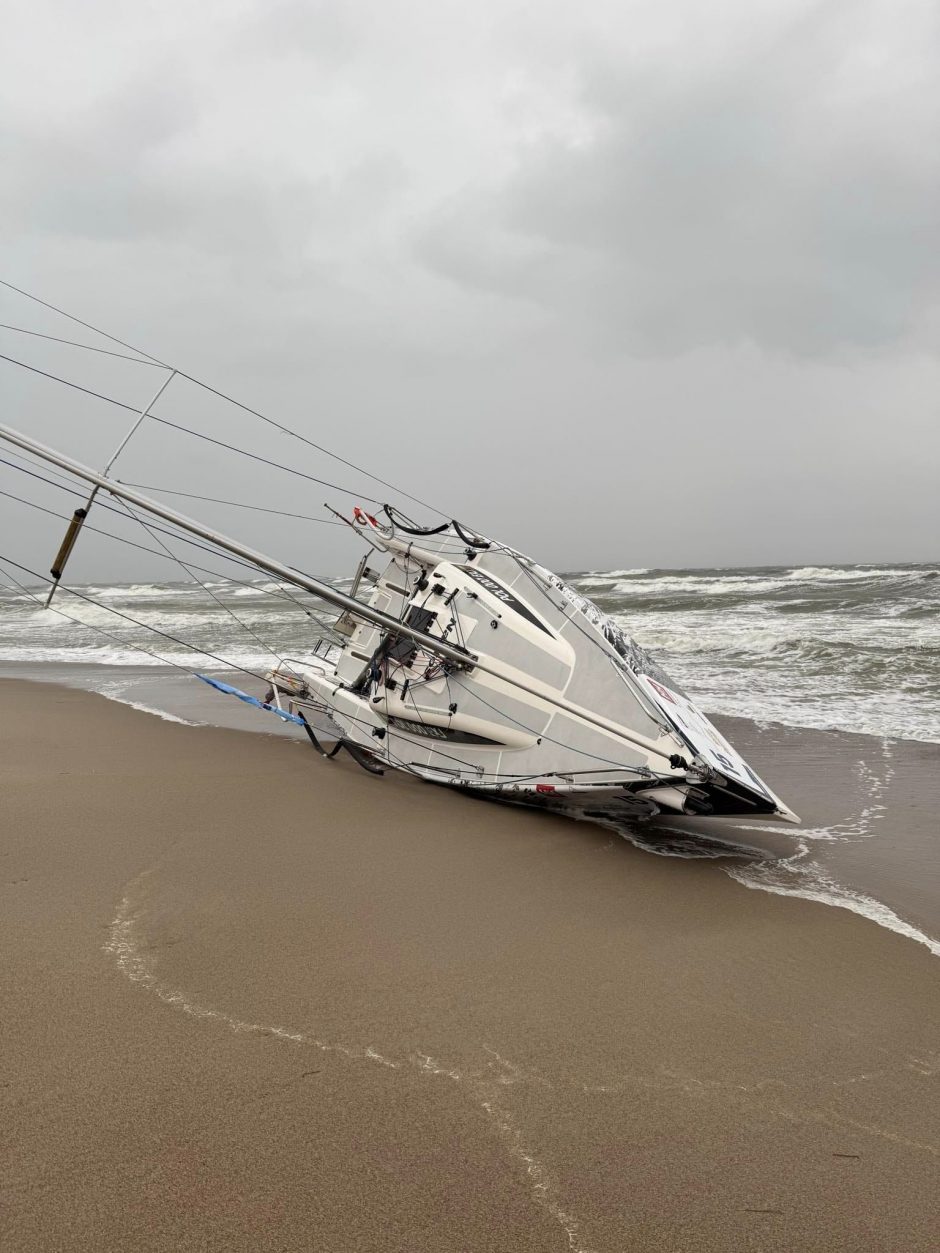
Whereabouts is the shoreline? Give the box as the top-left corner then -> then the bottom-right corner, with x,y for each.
2,677 -> 938,1251
5,661 -> 939,948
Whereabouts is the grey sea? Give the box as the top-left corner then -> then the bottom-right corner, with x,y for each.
1,561 -> 938,955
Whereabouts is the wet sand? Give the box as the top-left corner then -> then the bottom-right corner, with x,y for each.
2,678 -> 938,1251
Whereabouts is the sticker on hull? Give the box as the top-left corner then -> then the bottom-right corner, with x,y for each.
637,676 -> 772,799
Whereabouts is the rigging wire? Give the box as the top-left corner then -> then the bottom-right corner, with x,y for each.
111,494 -> 285,664
0,534 -> 669,782
0,555 -> 648,788
0,322 -> 162,366
0,441 -> 368,635
98,490 -> 349,630
168,371 -> 445,518
0,278 -> 167,365
0,445 -> 103,495
0,456 -> 348,645
1,453 -> 301,582
0,563 -> 210,677
116,482 -> 346,524
0,277 -> 447,517
149,414 -> 384,502
0,454 -> 342,620
497,544 -> 677,725
0,558 -> 437,779
0,484 -> 197,565
0,352 -> 385,502
0,551 -> 269,681
0,484 -> 304,606
448,673 -> 659,776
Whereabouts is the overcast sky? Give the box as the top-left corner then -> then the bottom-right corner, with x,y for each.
1,0 -> 938,580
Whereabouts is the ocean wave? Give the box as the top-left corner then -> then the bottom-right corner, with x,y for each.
785,566 -> 928,582
604,574 -> 791,596
727,849 -> 940,959
3,563 -> 939,743
578,809 -> 940,959
0,638 -> 281,671
573,564 -> 940,604
93,582 -> 193,600
575,570 -> 649,588
581,568 -> 650,580
660,681 -> 940,744
643,632 -> 939,666
97,683 -> 200,725
0,644 -> 172,666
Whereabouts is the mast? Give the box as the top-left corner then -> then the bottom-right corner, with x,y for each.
0,420 -> 477,667
0,420 -> 680,765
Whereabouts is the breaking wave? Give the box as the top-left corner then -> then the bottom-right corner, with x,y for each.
1,561 -> 937,742
727,852 -> 940,959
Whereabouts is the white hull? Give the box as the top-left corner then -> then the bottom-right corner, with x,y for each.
271,513 -> 799,825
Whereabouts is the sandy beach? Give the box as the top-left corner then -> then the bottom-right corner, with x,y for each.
2,677 -> 938,1252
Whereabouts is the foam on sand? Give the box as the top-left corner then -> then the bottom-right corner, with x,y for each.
105,871 -> 595,1253
727,848 -> 940,959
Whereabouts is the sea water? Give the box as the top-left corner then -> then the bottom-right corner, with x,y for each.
1,563 -> 936,742
1,563 -> 938,952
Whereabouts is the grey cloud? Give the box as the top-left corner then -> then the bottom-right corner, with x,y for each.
1,0 -> 938,576
3,66 -> 199,242
3,66 -> 408,273
418,5 -> 940,355
233,0 -> 362,66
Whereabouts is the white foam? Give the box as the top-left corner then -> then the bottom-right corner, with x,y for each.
94,582 -> 190,599
580,568 -> 649,583
3,565 -> 938,743
786,566 -> 918,582
0,644 -> 170,666
727,738 -> 938,958
728,853 -> 940,959
610,574 -> 792,596
608,605 -> 940,743
105,876 -> 595,1252
97,686 -> 199,725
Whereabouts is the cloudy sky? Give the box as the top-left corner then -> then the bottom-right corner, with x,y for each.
1,0 -> 938,580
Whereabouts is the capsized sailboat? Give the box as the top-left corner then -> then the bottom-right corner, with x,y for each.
0,417 -> 798,826
264,507 -> 800,824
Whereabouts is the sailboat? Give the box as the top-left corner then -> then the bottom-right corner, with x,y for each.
263,507 -> 799,824
0,424 -> 798,827
0,282 -> 797,827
